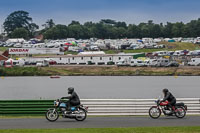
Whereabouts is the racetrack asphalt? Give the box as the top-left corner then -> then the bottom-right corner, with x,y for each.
0,116 -> 200,129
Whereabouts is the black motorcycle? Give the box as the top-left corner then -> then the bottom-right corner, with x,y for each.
45,99 -> 88,122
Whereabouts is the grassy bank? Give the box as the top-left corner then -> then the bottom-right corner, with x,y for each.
41,66 -> 200,76
1,66 -> 200,76
0,47 -> 8,52
0,127 -> 200,133
0,67 -> 49,76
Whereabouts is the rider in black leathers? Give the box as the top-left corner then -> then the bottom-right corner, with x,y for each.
61,87 -> 80,111
161,88 -> 176,112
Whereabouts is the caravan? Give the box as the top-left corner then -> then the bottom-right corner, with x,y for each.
4,58 -> 25,67
130,59 -> 148,67
188,58 -> 200,66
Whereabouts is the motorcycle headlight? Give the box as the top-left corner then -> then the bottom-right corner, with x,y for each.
54,101 -> 59,106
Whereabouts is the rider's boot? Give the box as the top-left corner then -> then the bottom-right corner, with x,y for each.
65,106 -> 71,114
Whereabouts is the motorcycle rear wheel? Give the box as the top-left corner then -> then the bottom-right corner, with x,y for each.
75,108 -> 87,121
149,106 -> 161,119
175,107 -> 186,118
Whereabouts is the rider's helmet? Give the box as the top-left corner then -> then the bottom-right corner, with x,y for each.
68,87 -> 74,94
163,88 -> 168,94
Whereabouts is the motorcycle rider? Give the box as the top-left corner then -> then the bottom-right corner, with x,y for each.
61,87 -> 80,112
161,88 -> 176,113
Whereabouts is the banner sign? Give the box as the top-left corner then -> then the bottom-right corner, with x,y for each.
9,48 -> 63,55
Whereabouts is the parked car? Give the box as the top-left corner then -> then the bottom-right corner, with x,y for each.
166,61 -> 179,67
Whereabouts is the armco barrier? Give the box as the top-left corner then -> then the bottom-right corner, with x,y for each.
0,98 -> 199,115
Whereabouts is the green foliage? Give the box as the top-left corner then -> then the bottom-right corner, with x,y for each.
43,24 -> 68,39
10,28 -> 29,39
42,19 -> 55,29
4,11 -> 200,39
3,10 -> 39,37
41,18 -> 200,39
0,67 -> 49,76
0,127 -> 200,133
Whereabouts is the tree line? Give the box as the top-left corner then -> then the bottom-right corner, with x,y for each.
2,10 -> 200,40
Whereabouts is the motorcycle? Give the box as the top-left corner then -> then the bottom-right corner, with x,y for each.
45,99 -> 88,122
149,97 -> 187,119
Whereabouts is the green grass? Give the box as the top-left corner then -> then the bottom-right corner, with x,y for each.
0,127 -> 200,133
0,47 -> 8,52
64,51 -> 78,55
0,67 -> 50,76
159,42 -> 199,51
123,48 -> 165,53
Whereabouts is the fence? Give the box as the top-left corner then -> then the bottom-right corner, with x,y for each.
0,98 -> 199,115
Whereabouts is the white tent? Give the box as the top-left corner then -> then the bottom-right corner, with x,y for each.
6,38 -> 25,43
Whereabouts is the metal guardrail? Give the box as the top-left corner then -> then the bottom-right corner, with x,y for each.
0,98 -> 199,115
82,98 -> 200,115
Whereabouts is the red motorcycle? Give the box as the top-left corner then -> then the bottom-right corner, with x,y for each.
149,98 -> 187,119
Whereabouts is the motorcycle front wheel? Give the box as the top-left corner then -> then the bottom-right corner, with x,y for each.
75,108 -> 87,121
45,108 -> 59,122
149,106 -> 161,119
175,107 -> 186,118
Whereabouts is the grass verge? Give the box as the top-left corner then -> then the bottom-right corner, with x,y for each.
0,127 -> 200,133
0,67 -> 50,76
1,66 -> 200,76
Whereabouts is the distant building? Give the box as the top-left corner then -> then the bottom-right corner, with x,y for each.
24,53 -> 142,65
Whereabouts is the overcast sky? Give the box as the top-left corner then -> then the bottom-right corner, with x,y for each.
0,0 -> 200,32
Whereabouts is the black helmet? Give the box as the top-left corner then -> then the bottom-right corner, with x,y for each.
68,87 -> 74,94
163,88 -> 168,93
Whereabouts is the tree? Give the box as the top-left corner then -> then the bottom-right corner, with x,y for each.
10,28 -> 29,39
171,22 -> 185,37
115,21 -> 127,29
100,19 -> 116,25
40,18 -> 200,39
127,24 -> 140,38
43,24 -> 68,39
68,21 -> 80,26
163,22 -> 173,38
68,24 -> 84,39
3,10 -> 38,36
42,19 -> 55,29
29,23 -> 39,37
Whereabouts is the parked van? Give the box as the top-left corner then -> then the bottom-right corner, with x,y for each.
130,59 -> 147,67
149,59 -> 158,67
155,58 -> 179,67
156,59 -> 170,67
153,51 -> 169,56
117,59 -> 130,66
188,58 -> 200,66
36,60 -> 49,67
